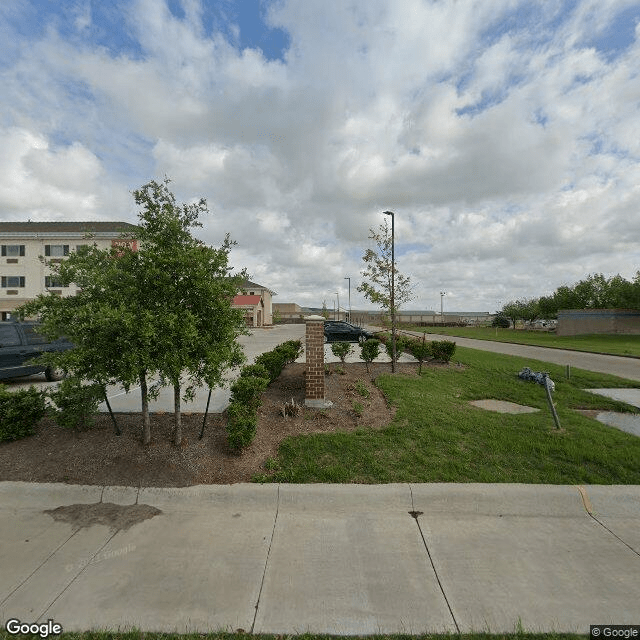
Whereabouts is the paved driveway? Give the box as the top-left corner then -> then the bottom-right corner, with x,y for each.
390,329 -> 640,382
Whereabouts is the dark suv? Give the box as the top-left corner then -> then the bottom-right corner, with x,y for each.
0,321 -> 73,381
324,321 -> 375,343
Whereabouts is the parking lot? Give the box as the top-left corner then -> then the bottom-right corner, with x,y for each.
1,324 -> 413,414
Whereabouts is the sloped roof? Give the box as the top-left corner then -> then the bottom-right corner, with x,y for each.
241,279 -> 276,295
233,295 -> 263,306
0,221 -> 139,233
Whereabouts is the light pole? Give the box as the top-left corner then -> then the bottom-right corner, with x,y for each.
383,210 -> 396,373
344,277 -> 351,323
440,291 -> 446,324
336,292 -> 340,320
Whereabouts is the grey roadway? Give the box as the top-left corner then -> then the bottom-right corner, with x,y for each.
1,482 -> 639,635
387,328 -> 640,383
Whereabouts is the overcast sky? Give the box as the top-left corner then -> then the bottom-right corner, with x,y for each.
1,0 -> 639,312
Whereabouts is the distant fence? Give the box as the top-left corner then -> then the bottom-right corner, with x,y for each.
557,309 -> 640,336
351,313 -> 493,327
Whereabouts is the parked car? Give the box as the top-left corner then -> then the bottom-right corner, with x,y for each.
0,321 -> 73,381
323,321 -> 375,343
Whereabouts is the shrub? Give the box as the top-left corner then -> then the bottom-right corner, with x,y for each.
407,339 -> 433,373
276,339 -> 304,363
430,340 -> 457,362
226,402 -> 258,451
239,364 -> 270,380
330,341 -> 353,363
359,339 -> 380,372
383,334 -> 407,363
229,375 -> 269,410
354,380 -> 370,398
492,314 -> 510,328
254,351 -> 287,382
47,377 -> 103,431
0,384 -> 47,442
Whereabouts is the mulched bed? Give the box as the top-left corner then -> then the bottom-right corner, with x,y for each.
0,362 -> 420,487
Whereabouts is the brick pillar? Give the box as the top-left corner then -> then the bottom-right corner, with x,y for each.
304,315 -> 330,408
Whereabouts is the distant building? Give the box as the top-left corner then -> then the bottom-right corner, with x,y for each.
233,279 -> 276,326
557,309 -> 640,336
0,221 -> 138,320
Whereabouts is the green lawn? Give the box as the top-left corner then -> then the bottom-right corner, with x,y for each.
393,326 -> 640,358
257,347 -> 640,485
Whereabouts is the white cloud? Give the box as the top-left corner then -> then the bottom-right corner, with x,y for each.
0,0 -> 638,310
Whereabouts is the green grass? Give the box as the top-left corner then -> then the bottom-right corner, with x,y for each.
394,326 -> 640,358
257,347 -> 640,485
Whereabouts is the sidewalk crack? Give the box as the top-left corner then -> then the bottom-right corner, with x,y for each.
250,484 -> 280,633
409,486 -> 460,633
576,486 -> 640,558
0,528 -> 81,607
36,530 -> 120,621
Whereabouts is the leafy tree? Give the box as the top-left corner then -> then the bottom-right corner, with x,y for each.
492,314 -> 510,328
357,219 -> 413,371
321,301 -> 330,319
18,240 -> 161,442
131,179 -> 247,445
19,178 -> 247,446
537,272 -> 640,318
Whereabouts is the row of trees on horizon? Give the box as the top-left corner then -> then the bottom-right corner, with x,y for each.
498,272 -> 640,327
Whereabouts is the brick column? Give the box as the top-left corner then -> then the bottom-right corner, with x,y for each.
304,315 -> 331,408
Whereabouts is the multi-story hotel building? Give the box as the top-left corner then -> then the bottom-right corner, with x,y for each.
0,221 -> 139,320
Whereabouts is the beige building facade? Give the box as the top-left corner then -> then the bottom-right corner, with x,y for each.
239,279 -> 275,325
0,221 -> 138,320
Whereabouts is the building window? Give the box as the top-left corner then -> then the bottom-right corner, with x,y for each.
1,245 -> 25,257
1,276 -> 25,288
45,245 -> 69,257
45,276 -> 66,288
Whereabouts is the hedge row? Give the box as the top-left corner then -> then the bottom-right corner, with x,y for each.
226,339 -> 303,451
0,378 -> 104,443
375,333 -> 457,364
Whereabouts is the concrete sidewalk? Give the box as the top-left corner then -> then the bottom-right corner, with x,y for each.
1,482 -> 639,635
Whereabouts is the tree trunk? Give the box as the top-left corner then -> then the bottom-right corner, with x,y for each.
173,379 -> 182,446
140,371 -> 151,445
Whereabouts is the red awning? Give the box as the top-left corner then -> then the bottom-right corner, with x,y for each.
232,295 -> 262,306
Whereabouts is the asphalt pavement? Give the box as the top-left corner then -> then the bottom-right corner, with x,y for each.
392,329 -> 640,382
1,482 -> 639,635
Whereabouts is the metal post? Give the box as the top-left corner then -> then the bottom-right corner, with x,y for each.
384,211 -> 396,373
344,277 -> 351,323
199,388 -> 212,440
103,386 -> 120,436
543,374 -> 561,430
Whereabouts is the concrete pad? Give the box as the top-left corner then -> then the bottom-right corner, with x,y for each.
44,485 -> 278,633
469,399 -> 540,414
0,524 -> 115,622
586,388 -> 640,409
580,486 -> 640,553
410,483 -> 587,517
254,484 -> 456,635
0,510 -> 77,604
593,411 -> 640,437
410,484 -> 640,633
0,482 -> 103,509
101,486 -> 139,506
